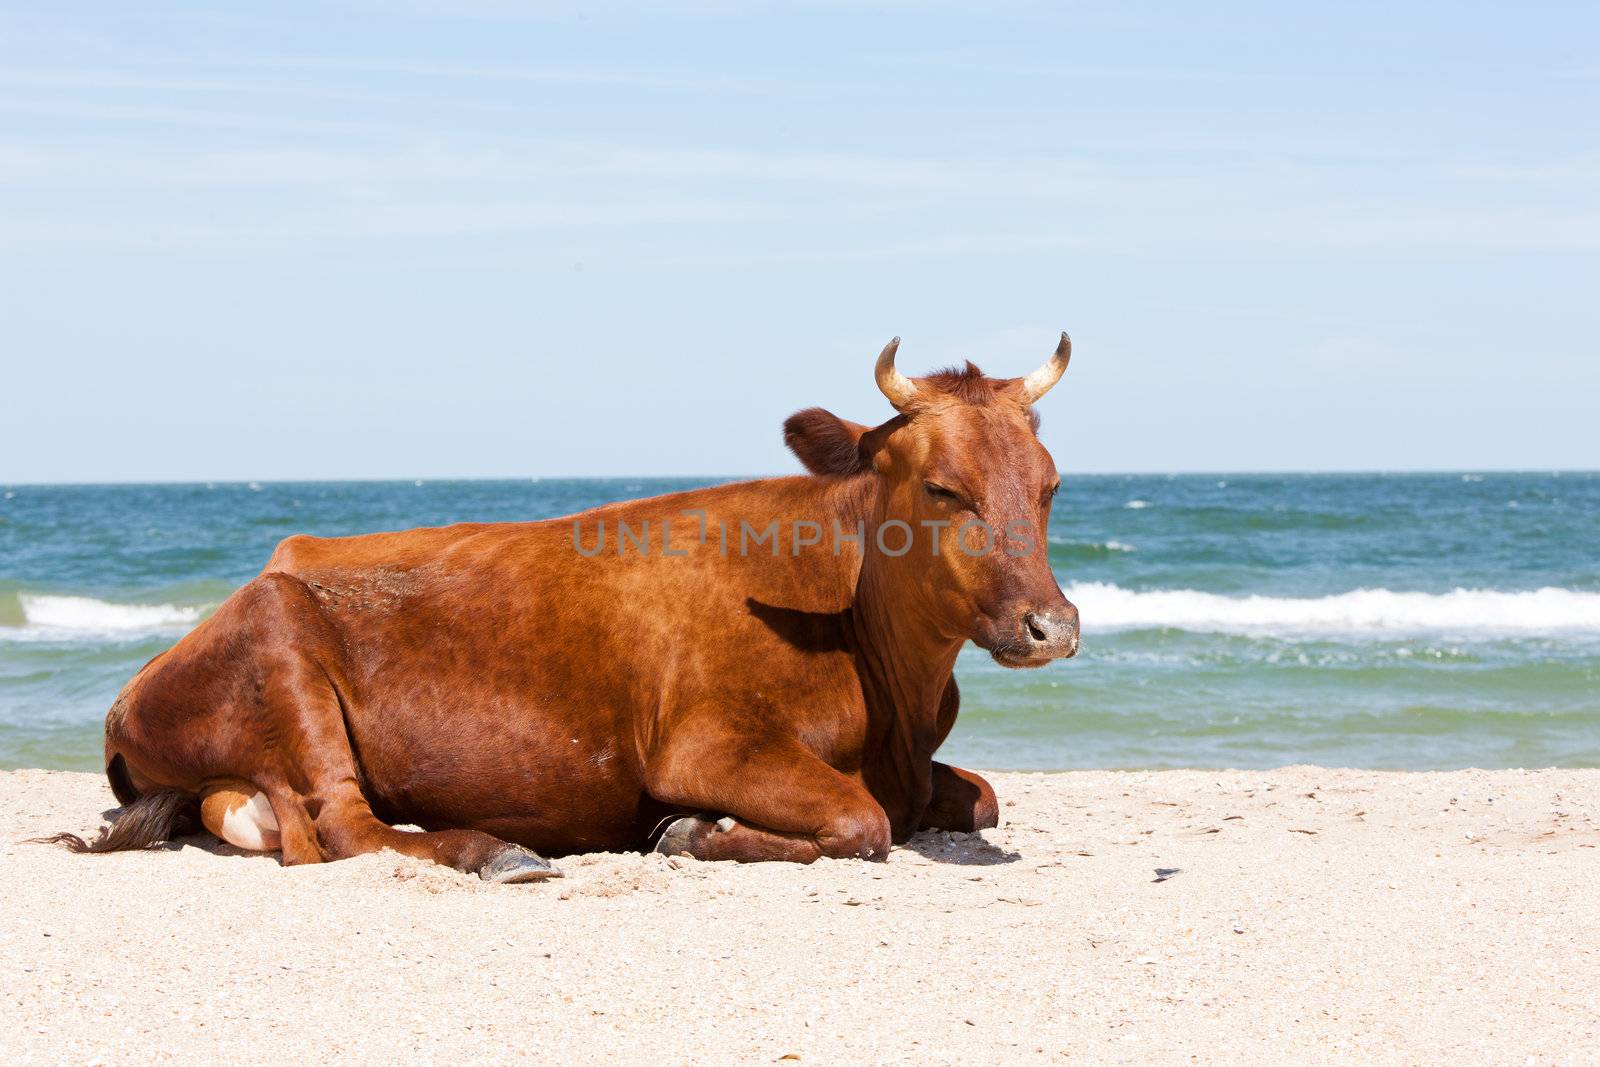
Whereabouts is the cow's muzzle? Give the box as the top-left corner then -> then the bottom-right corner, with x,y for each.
991,603 -> 1080,668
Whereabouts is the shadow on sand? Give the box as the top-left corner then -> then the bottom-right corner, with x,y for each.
900,830 -> 1022,866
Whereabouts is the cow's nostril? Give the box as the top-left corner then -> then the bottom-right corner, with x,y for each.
1024,613 -> 1047,643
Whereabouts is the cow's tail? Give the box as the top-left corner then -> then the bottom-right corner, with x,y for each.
30,754 -> 199,854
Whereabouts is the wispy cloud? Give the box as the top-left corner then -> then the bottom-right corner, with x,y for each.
0,67 -> 411,105
0,136 -> 1112,195
0,97 -> 407,138
0,195 -> 767,250
1456,154 -> 1600,185
1,57 -> 1596,257
3,130 -> 1598,255
240,57 -> 759,94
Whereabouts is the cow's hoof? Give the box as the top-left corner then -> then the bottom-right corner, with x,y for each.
478,846 -> 561,884
653,815 -> 717,857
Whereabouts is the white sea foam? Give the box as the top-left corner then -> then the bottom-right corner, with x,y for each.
9,594 -> 204,640
10,585 -> 1596,645
1123,499 -> 1150,509
1064,582 -> 1600,636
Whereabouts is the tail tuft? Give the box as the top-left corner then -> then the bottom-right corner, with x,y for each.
31,788 -> 199,854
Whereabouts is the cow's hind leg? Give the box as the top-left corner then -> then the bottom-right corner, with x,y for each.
647,728 -> 890,864
116,573 -> 557,883
249,577 -> 558,883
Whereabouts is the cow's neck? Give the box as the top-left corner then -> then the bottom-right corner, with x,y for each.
852,559 -> 961,734
828,479 -> 963,801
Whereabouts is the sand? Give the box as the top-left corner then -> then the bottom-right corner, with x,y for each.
2,768 -> 1597,1065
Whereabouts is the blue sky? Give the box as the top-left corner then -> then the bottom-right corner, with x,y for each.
1,2 -> 1595,481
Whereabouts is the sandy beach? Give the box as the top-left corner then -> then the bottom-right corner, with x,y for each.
3,767 -> 1596,1065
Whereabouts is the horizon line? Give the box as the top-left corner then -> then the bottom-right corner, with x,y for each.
3,468 -> 1596,489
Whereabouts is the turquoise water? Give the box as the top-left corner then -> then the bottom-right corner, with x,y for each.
1,474 -> 1597,771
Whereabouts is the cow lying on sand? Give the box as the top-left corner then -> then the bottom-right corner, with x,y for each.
41,335 -> 1081,882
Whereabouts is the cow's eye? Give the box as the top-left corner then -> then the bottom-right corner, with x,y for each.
923,482 -> 961,506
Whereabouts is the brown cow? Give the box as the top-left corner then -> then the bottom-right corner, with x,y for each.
41,335 -> 1081,881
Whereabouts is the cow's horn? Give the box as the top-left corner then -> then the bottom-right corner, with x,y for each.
875,337 -> 919,411
1019,331 -> 1072,404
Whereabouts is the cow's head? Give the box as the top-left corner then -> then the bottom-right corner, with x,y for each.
784,334 -> 1080,668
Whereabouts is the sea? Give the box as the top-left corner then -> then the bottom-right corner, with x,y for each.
1,473 -> 1596,772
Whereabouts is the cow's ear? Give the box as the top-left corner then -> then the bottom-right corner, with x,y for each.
783,407 -> 870,475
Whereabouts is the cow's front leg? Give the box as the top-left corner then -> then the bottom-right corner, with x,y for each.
648,733 -> 890,863
918,761 -> 999,832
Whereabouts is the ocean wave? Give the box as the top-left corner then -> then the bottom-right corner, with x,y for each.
4,594 -> 205,642
1047,538 -> 1135,554
6,583 -> 1597,645
1065,582 -> 1600,636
